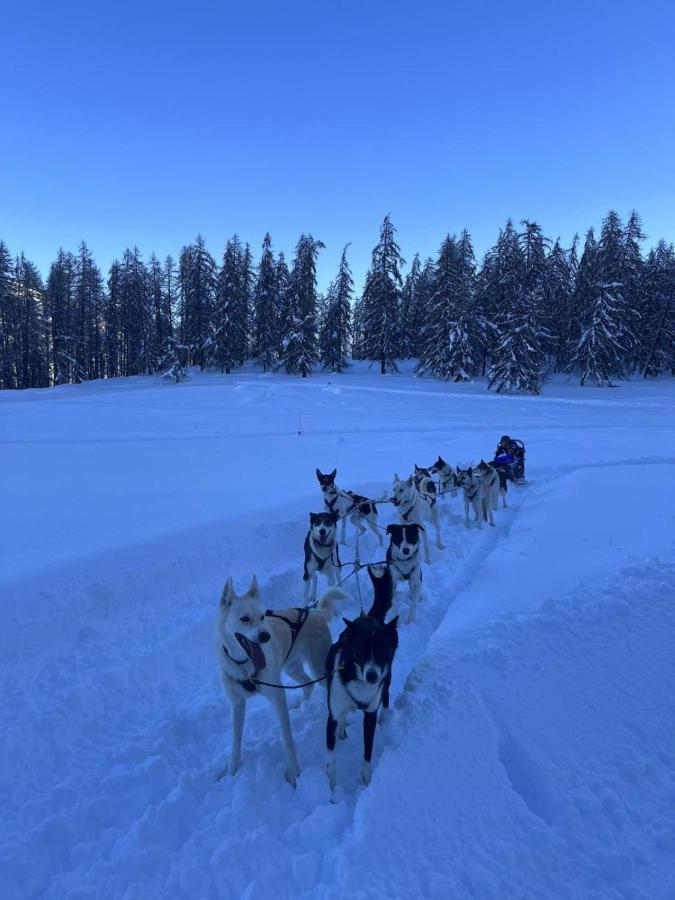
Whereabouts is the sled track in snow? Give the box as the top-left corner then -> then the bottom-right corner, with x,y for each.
1,484 -> 532,898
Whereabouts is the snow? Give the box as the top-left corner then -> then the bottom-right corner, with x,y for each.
1,364 -> 674,899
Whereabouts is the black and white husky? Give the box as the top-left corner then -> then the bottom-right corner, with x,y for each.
428,455 -> 458,497
385,523 -> 423,624
315,468 -> 383,550
476,459 -> 507,510
456,466 -> 494,528
216,575 -> 347,785
325,567 -> 399,788
303,511 -> 340,604
392,473 -> 444,563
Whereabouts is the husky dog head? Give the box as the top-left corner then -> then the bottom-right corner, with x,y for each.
218,576 -> 271,669
340,614 -> 399,685
414,463 -> 432,477
429,455 -> 449,475
386,523 -> 423,560
367,563 -> 395,623
316,468 -> 337,493
309,510 -> 339,545
476,459 -> 494,476
392,473 -> 415,506
456,466 -> 477,489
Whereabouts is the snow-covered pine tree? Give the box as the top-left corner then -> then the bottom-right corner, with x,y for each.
567,227 -> 624,386
117,248 -> 152,375
281,234 -> 324,377
253,233 -> 278,371
547,237 -> 577,371
476,220 -> 523,376
179,236 -> 217,370
74,242 -> 105,381
418,232 -> 480,381
147,253 -> 174,373
46,249 -> 78,384
319,244 -> 353,372
14,254 -> 48,388
213,236 -> 245,374
105,260 -> 122,378
447,230 -> 481,380
569,211 -> 636,386
637,240 -> 675,377
274,251 -> 290,360
351,296 -> 365,360
488,288 -> 545,394
240,243 -> 255,362
487,222 -> 547,394
623,210 -> 646,372
399,253 -> 422,359
0,240 -> 17,389
361,215 -> 404,373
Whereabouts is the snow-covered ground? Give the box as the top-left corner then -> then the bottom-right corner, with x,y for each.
1,364 -> 675,899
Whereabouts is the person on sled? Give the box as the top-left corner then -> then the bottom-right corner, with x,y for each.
492,435 -> 526,483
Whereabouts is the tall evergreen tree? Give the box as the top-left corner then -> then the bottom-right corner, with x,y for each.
214,236 -> 247,373
179,236 -> 217,369
399,253 -> 423,359
319,244 -> 353,371
281,234 -> 323,377
637,241 -> 675,377
147,253 -> 174,372
361,215 -> 404,373
118,248 -> 151,375
46,249 -> 78,384
14,254 -> 48,388
253,233 -> 278,371
0,240 -> 18,388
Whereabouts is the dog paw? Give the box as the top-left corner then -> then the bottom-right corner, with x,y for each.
361,761 -> 372,785
436,542 -> 445,550
338,724 -> 348,740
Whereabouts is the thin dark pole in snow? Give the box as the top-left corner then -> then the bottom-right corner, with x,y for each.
298,412 -> 302,436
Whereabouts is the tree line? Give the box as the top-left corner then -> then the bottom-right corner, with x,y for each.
1,210 -> 673,393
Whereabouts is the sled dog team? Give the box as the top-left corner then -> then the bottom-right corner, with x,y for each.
216,454 -> 513,790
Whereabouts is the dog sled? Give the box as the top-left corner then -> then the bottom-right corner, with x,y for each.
492,436 -> 527,485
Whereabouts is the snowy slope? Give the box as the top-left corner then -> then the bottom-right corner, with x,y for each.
1,366 -> 674,899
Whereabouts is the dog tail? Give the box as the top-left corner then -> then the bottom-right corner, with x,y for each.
315,587 -> 350,618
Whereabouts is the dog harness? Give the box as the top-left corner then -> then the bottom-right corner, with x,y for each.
265,607 -> 310,665
221,644 -> 260,693
464,484 -> 480,501
308,536 -> 339,571
388,548 -> 421,581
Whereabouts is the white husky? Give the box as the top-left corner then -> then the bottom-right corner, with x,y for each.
475,459 -> 501,511
216,575 -> 348,785
456,466 -> 494,528
392,473 -> 444,563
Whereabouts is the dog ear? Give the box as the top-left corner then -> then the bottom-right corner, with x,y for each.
329,468 -> 337,480
221,577 -> 235,606
386,523 -> 398,535
468,467 -> 473,476
393,472 -> 399,482
309,512 -> 316,524
342,617 -> 353,628
329,511 -> 339,524
406,475 -> 413,486
247,574 -> 260,599
316,467 -> 322,479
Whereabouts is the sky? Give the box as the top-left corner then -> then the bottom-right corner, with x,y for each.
2,0 -> 674,291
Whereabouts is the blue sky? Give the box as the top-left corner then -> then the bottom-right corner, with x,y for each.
2,0 -> 674,290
